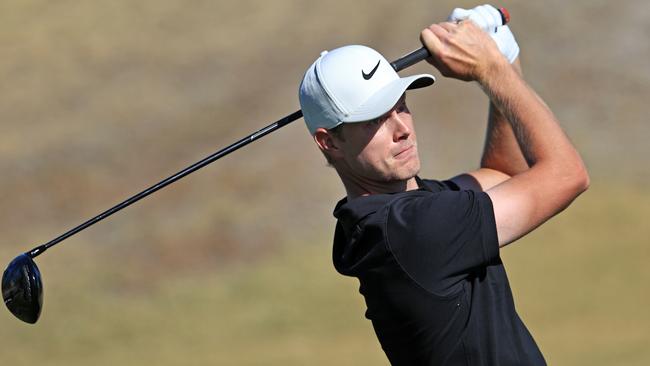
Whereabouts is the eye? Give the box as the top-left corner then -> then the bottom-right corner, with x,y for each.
367,117 -> 383,126
396,101 -> 408,113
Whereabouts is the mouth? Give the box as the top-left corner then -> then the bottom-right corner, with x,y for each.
394,144 -> 415,159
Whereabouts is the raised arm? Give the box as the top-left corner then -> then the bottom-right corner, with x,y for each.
442,6 -> 529,191
480,59 -> 529,175
450,58 -> 529,192
420,20 -> 589,246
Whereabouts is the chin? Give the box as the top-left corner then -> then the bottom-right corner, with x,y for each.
399,156 -> 421,179
389,162 -> 420,182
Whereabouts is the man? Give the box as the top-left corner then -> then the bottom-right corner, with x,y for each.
299,5 -> 589,365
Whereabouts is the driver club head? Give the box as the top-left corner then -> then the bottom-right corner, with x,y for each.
2,253 -> 43,324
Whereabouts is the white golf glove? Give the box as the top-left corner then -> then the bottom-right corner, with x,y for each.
447,4 -> 520,63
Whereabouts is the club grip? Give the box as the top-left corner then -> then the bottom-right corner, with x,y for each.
390,47 -> 430,72
390,6 -> 510,72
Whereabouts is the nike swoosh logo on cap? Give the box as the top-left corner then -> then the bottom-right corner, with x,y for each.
362,60 -> 381,80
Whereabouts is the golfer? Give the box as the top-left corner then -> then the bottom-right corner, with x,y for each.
299,4 -> 588,366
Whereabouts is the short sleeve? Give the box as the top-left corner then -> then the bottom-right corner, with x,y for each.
385,190 -> 499,296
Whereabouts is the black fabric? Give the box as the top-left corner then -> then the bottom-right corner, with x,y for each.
332,178 -> 546,365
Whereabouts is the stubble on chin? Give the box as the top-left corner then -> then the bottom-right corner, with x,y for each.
387,153 -> 421,182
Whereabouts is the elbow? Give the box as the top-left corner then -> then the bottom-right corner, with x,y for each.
548,154 -> 590,201
578,167 -> 590,193
567,159 -> 590,197
548,160 -> 589,213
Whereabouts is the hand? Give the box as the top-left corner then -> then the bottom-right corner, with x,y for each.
420,21 -> 506,82
448,4 -> 520,63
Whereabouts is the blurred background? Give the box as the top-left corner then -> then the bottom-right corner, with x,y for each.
1,0 -> 648,364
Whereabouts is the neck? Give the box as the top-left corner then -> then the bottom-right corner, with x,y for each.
338,172 -> 419,200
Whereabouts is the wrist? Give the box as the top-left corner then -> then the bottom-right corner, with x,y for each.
476,55 -> 512,87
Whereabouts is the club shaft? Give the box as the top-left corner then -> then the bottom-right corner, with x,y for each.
28,110 -> 303,258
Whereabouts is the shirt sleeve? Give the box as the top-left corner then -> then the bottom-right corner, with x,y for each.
384,189 -> 499,297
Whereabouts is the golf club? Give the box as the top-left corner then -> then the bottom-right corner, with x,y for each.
2,8 -> 510,324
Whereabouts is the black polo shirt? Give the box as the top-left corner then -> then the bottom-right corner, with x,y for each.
332,177 -> 546,365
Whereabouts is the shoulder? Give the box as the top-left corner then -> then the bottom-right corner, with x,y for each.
382,188 -> 499,293
385,188 -> 493,228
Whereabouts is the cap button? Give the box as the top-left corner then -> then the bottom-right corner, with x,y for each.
320,50 -> 328,57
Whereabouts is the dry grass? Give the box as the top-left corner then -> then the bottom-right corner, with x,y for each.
0,184 -> 648,365
1,0 -> 648,364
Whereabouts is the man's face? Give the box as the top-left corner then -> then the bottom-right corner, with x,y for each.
334,95 -> 421,185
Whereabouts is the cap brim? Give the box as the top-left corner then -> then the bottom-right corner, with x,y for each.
342,74 -> 435,123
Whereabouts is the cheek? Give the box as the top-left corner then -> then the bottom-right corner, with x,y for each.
340,125 -> 395,173
355,139 -> 391,170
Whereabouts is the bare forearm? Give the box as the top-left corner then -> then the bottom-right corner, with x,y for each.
481,101 -> 529,174
480,59 -> 529,176
478,60 -> 581,171
480,57 -> 589,244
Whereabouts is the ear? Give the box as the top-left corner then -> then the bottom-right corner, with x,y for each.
313,128 -> 344,160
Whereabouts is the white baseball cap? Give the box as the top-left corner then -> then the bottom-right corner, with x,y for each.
299,45 -> 434,135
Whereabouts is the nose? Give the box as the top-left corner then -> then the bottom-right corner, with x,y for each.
390,111 -> 411,142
